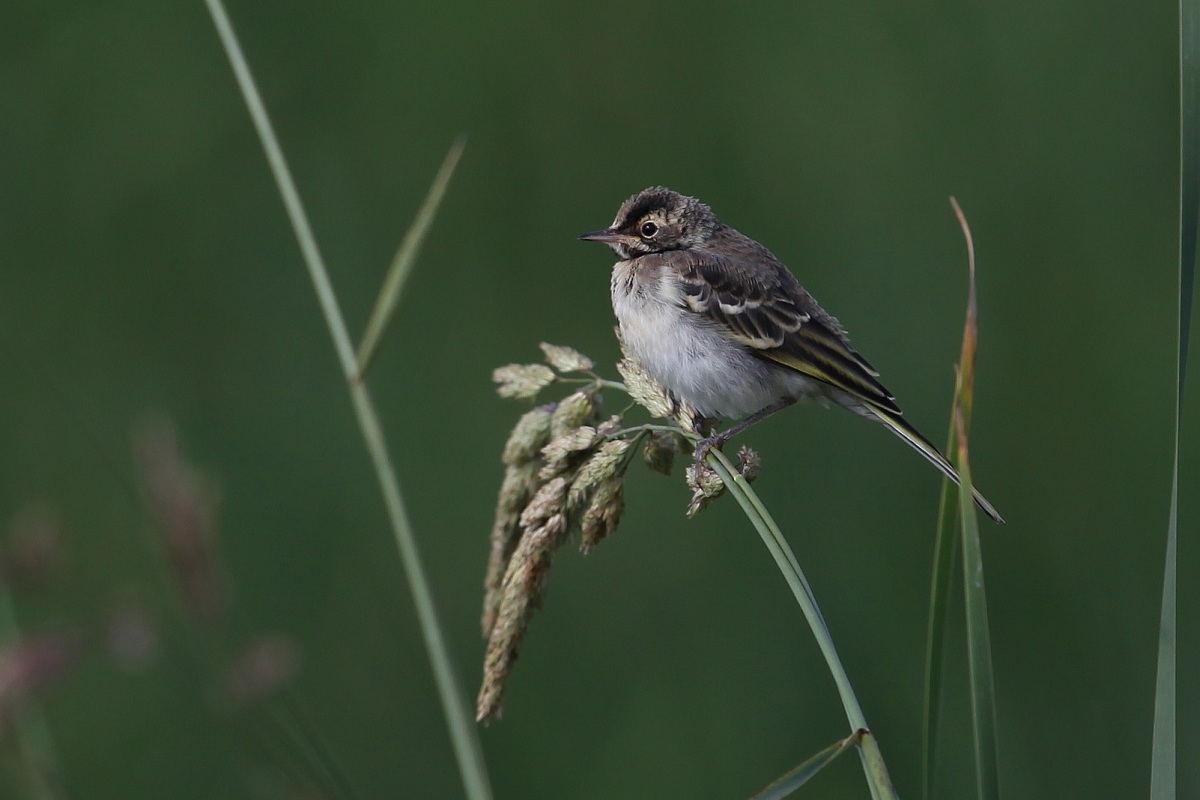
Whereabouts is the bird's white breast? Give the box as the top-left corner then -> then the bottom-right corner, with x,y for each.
611,261 -> 815,418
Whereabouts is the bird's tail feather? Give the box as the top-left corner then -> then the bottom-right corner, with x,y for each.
865,406 -> 1004,524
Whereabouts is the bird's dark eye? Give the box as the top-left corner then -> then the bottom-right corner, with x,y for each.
640,221 -> 659,238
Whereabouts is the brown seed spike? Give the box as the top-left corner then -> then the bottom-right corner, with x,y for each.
477,513 -> 570,723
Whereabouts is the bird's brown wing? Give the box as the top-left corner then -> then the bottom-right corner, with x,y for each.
664,252 -> 1003,523
674,253 -> 902,415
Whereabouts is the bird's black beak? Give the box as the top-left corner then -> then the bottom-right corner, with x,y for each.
578,228 -> 626,244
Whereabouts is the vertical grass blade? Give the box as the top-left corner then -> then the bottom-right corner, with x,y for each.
1151,478 -> 1178,800
953,414 -> 999,800
1151,0 -> 1198,795
1181,0 -> 1199,379
921,430 -> 960,800
950,198 -> 1000,800
355,138 -> 467,379
201,3 -> 493,798
924,199 -> 1000,800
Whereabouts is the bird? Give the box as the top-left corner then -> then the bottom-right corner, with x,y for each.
579,186 -> 1003,524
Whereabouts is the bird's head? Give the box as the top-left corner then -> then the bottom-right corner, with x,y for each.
579,186 -> 720,259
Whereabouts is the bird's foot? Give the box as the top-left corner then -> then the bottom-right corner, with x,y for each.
691,432 -> 727,471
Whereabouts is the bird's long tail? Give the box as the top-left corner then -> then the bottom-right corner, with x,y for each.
865,406 -> 1004,524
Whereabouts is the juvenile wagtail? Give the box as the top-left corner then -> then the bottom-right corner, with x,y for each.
580,186 -> 1002,523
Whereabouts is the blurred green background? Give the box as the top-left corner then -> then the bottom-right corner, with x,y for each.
1,0 -> 1195,797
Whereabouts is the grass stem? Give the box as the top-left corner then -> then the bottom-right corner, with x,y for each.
202,2 -> 492,797
707,449 -> 897,800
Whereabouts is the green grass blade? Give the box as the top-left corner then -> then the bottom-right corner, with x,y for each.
924,198 -> 996,800
923,199 -> 1002,800
750,731 -> 863,800
355,138 -> 466,379
948,198 -> 1000,800
1180,0 -> 1199,381
201,3 -> 493,799
1151,477 -> 1178,800
954,415 -> 999,800
707,450 -> 898,800
922,422 -> 960,800
1151,0 -> 1198,795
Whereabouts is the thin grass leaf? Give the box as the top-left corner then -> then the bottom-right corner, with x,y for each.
201,3 -> 492,798
1180,0 -> 1199,382
948,198 -> 1000,800
1151,0 -> 1198,794
954,410 -> 998,800
750,731 -> 864,800
921,424 -> 960,800
355,137 -> 467,379
707,449 -> 898,800
924,197 -> 986,800
1151,480 -> 1178,800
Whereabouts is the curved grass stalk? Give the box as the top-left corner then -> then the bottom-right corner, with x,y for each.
706,449 -> 897,800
